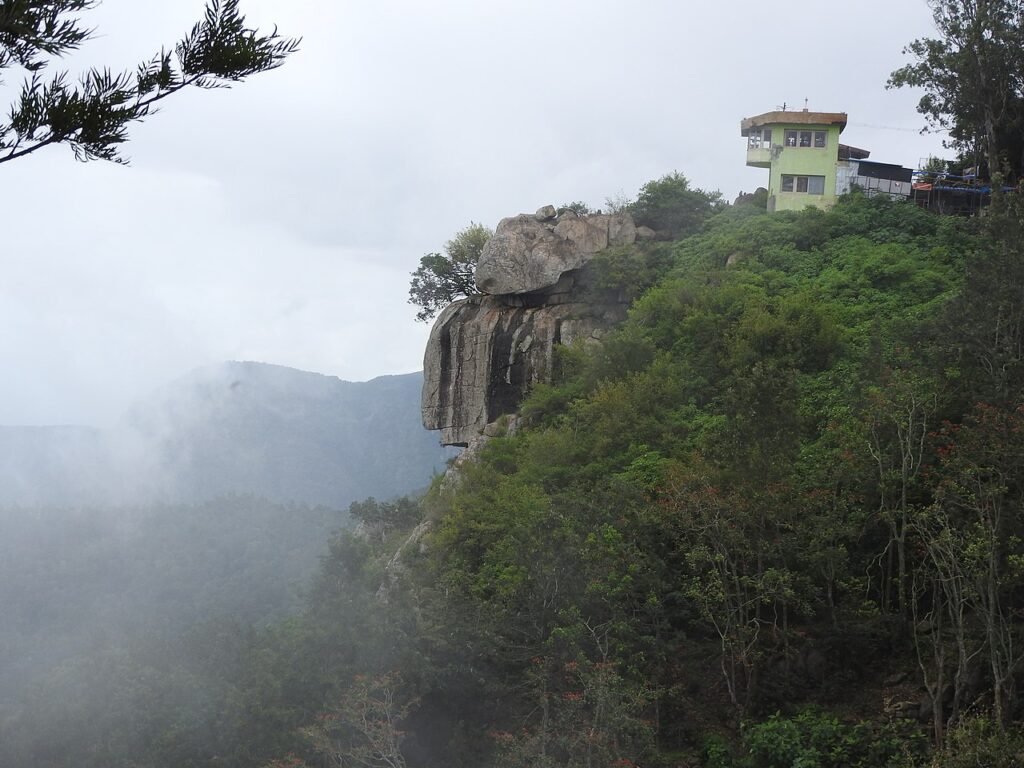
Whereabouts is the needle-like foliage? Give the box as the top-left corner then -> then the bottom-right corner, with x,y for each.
0,0 -> 299,164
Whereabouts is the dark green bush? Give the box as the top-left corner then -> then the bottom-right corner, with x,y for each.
708,709 -> 927,768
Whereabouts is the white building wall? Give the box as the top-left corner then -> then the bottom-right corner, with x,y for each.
836,160 -> 858,195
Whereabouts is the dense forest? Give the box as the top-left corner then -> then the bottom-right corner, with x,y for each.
4,188 -> 1022,767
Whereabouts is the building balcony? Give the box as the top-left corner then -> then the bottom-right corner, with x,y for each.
746,146 -> 771,168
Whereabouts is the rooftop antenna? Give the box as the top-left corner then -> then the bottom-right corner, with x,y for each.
776,101 -> 787,111
803,98 -> 809,112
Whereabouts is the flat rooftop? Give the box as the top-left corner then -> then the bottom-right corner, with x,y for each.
741,110 -> 848,136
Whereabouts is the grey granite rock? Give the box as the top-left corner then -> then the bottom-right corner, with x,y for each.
475,211 -> 638,295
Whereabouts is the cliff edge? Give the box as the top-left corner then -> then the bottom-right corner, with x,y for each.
421,206 -> 640,446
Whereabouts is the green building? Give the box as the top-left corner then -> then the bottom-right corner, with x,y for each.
741,109 -> 853,212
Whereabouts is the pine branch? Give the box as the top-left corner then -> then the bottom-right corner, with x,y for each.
0,1 -> 96,68
0,0 -> 299,165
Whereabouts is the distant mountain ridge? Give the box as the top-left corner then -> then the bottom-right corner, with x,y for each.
0,362 -> 455,507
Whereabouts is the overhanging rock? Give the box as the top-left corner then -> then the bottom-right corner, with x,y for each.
422,206 -> 637,446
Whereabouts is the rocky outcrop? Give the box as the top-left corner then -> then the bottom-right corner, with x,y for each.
475,208 -> 637,295
376,519 -> 433,604
733,187 -> 768,207
422,207 -> 636,446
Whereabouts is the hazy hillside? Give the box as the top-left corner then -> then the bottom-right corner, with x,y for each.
0,362 -> 456,507
0,364 -> 454,711
0,425 -> 109,504
0,497 -> 342,704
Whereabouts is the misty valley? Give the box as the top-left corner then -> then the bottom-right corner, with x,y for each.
0,363 -> 452,765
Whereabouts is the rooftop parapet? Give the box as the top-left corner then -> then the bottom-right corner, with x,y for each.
740,110 -> 847,136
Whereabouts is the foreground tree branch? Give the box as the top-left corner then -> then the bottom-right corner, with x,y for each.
0,0 -> 299,165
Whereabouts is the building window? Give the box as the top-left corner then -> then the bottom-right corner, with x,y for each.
783,129 -> 828,148
781,174 -> 826,194
747,128 -> 773,149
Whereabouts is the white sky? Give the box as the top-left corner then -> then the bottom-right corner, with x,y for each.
0,0 -> 947,426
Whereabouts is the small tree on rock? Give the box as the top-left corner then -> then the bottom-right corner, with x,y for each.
408,222 -> 491,322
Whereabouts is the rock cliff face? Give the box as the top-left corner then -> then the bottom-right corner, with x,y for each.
422,207 -> 638,446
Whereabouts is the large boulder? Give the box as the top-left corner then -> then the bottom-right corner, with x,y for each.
475,210 -> 637,295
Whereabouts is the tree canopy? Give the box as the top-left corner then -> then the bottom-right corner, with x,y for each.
888,0 -> 1024,181
0,0 -> 299,164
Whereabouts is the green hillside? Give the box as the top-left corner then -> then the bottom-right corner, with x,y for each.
5,190 -> 1022,767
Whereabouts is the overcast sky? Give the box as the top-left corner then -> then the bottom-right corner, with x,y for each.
0,0 -> 947,426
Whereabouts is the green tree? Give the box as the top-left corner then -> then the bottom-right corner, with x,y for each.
933,717 -> 1024,768
929,404 -> 1024,727
888,0 -> 1024,180
408,222 -> 491,322
0,0 -> 299,164
865,368 -> 940,618
628,171 -> 723,238
493,658 -> 655,768
733,709 -> 926,768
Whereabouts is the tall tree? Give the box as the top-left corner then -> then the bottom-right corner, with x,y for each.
888,0 -> 1024,181
0,0 -> 299,164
